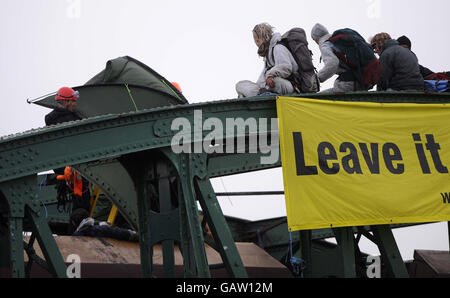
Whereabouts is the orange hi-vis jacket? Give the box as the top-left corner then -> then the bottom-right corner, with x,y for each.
57,166 -> 83,197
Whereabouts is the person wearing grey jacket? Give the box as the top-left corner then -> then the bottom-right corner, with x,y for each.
236,23 -> 299,98
371,34 -> 424,91
311,23 -> 366,94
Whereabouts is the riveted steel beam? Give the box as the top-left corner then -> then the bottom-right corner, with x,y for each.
26,207 -> 67,277
0,97 -> 279,185
172,153 -> 210,278
333,227 -> 357,278
0,92 -> 448,279
2,93 -> 449,186
8,217 -> 25,277
371,225 -> 409,278
155,160 -> 176,278
195,177 -> 248,277
0,175 -> 41,218
74,159 -> 139,231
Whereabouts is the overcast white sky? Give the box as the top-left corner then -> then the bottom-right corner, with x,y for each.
1,0 -> 449,260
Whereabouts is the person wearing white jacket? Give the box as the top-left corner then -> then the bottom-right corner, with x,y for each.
236,23 -> 299,98
311,23 -> 363,93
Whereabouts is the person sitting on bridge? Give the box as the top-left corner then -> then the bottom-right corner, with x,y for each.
310,23 -> 371,94
371,33 -> 424,91
45,86 -> 81,126
396,35 -> 435,79
70,208 -> 139,242
235,23 -> 300,98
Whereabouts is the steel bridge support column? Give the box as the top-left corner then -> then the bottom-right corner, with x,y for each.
176,154 -> 210,277
26,207 -> 67,277
135,154 -> 210,278
371,225 -> 409,278
0,221 -> 10,277
136,159 -> 180,278
299,230 -> 312,277
135,162 -> 153,278
0,175 -> 67,278
7,217 -> 25,278
333,227 -> 356,278
177,178 -> 195,277
155,160 -> 176,277
195,177 -> 248,278
161,149 -> 249,277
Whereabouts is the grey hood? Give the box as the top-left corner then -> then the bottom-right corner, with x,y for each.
270,32 -> 283,47
311,23 -> 331,44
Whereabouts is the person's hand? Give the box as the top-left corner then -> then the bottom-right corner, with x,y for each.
266,77 -> 275,88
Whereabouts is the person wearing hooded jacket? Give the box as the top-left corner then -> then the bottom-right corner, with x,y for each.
371,33 -> 424,91
397,35 -> 434,79
311,23 -> 367,94
236,23 -> 299,98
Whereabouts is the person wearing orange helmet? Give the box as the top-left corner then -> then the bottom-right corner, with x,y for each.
44,86 -> 81,126
45,87 -> 82,177
44,87 -> 91,231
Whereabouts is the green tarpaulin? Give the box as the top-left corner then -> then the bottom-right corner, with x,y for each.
33,56 -> 188,118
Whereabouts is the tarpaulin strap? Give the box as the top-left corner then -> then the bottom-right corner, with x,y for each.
27,91 -> 57,104
125,84 -> 139,112
289,231 -> 306,277
161,79 -> 183,101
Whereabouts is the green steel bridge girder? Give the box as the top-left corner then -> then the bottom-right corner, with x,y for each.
0,97 -> 281,184
0,97 -> 282,234
3,91 -> 450,185
1,92 -> 450,278
0,96 -> 284,278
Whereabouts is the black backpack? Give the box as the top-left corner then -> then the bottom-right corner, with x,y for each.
275,28 -> 320,93
328,28 -> 382,90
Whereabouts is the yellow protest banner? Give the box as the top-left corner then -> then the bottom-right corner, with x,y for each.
277,97 -> 450,231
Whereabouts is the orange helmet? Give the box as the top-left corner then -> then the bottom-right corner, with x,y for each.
171,82 -> 182,93
56,87 -> 79,101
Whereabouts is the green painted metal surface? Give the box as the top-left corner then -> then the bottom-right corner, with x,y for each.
33,56 -> 187,119
1,91 -> 449,278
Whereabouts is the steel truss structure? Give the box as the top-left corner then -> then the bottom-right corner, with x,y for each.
0,91 -> 449,278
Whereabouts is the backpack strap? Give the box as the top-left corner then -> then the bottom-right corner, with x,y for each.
268,43 -> 285,69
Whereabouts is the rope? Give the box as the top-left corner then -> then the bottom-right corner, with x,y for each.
288,231 -> 306,278
219,178 -> 233,206
125,84 -> 139,112
38,175 -> 48,219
